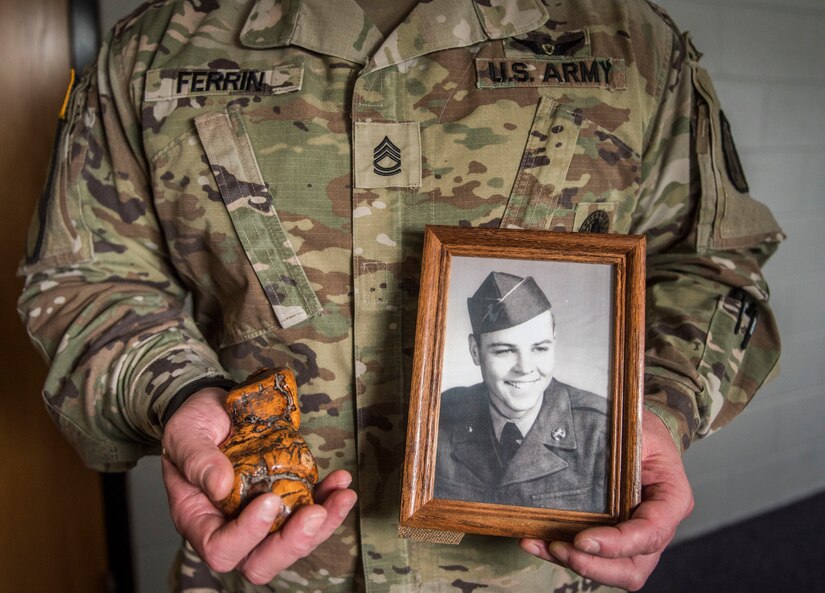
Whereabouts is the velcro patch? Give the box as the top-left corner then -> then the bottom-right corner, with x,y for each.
476,58 -> 626,90
145,64 -> 303,102
354,122 -> 421,189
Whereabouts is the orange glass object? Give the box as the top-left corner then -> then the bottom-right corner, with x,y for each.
218,368 -> 319,532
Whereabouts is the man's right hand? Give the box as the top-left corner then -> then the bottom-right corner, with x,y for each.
161,387 -> 357,585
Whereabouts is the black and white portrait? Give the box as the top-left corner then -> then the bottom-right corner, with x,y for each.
434,256 -> 613,513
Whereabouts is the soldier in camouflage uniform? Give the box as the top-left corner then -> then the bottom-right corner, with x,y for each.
17,0 -> 783,591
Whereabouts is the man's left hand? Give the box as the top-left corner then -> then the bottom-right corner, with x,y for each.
520,409 -> 694,591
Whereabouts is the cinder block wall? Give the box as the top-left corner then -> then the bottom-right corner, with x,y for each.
97,1 -> 825,591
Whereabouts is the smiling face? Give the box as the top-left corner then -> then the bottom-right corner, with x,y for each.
469,309 -> 556,419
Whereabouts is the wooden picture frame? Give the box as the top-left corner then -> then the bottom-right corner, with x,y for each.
400,226 -> 645,542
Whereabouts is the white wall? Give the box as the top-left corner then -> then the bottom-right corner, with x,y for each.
97,0 -> 825,590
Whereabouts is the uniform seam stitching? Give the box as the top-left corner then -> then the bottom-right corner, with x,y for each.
437,57 -> 476,124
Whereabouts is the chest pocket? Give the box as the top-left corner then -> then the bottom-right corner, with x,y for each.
193,105 -> 322,330
502,96 -> 640,233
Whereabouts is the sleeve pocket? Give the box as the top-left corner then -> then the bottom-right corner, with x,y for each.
691,65 -> 783,252
695,294 -> 778,437
20,72 -> 94,275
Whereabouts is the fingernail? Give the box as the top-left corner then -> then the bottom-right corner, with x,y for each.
577,538 -> 600,554
202,468 -> 217,494
334,471 -> 353,489
303,513 -> 325,536
548,542 -> 569,564
338,494 -> 358,519
525,543 -> 543,557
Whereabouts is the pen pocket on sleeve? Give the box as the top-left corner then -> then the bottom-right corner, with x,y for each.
695,293 -> 779,438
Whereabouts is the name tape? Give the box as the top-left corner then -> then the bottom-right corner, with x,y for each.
145,65 -> 303,102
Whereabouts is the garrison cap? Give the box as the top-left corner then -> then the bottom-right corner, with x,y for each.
468,272 -> 552,335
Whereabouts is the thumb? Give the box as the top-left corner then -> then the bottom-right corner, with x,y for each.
170,435 -> 234,502
162,388 -> 234,501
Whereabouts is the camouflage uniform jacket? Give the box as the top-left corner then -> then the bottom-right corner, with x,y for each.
18,0 -> 784,591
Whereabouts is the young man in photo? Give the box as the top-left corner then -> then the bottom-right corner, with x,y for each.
435,271 -> 608,512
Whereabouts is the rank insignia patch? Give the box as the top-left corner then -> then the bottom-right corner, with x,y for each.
373,136 -> 402,177
354,122 -> 421,189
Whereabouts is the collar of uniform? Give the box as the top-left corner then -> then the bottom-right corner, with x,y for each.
488,393 -> 543,443
498,381 -> 579,486
239,0 -> 384,64
239,0 -> 548,69
368,0 -> 548,72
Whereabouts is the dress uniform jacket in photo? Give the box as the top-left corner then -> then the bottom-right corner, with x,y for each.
436,380 -> 608,512
18,0 -> 784,591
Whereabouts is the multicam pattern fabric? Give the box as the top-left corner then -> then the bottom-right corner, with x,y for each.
18,0 -> 783,592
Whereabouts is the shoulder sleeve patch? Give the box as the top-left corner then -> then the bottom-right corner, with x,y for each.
719,110 -> 749,193
691,64 -> 783,251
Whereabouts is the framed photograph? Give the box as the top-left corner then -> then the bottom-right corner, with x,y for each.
400,226 -> 645,542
